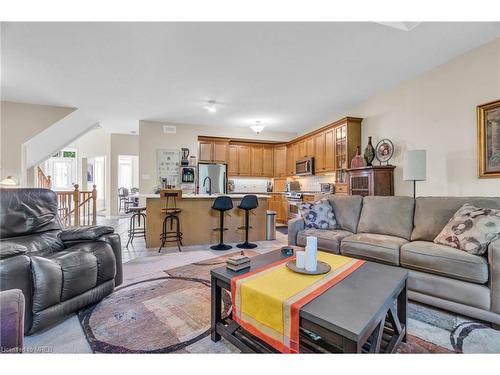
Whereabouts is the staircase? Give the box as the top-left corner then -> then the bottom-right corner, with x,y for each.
36,167 -> 97,227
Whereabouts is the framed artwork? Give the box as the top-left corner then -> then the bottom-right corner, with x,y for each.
477,99 -> 500,178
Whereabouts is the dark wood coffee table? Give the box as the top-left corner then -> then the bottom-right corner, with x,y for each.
210,250 -> 408,353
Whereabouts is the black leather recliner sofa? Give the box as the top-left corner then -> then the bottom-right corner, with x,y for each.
0,188 -> 122,334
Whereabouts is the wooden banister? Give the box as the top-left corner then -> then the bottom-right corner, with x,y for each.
37,166 -> 52,189
56,184 -> 97,227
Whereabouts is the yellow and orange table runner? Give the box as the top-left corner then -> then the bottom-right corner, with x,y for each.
231,251 -> 365,353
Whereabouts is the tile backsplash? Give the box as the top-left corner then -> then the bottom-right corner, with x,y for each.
230,177 -> 272,193
293,174 -> 336,192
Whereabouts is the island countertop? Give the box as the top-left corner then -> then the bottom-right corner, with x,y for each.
141,193 -> 270,199
144,193 -> 270,248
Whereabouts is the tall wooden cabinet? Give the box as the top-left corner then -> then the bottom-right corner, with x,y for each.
198,138 -> 229,163
347,166 -> 395,196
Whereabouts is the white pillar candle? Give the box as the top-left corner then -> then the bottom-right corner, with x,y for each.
306,236 -> 318,251
296,251 -> 306,269
305,245 -> 317,272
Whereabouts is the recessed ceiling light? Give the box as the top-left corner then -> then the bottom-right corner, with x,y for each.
204,100 -> 217,113
250,121 -> 265,134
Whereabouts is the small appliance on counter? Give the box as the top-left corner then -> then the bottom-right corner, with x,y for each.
181,167 -> 195,183
266,181 -> 273,192
285,180 -> 301,192
227,179 -> 235,192
181,148 -> 190,166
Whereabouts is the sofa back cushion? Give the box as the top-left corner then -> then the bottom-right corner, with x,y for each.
357,196 -> 415,240
0,188 -> 62,238
412,197 -> 500,242
327,195 -> 363,233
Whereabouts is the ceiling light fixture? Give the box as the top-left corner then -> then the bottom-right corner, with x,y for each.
0,176 -> 18,186
204,100 -> 217,113
250,121 -> 265,134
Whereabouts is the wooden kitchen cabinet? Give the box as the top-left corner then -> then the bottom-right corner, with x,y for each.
273,145 -> 287,177
347,166 -> 395,197
263,146 -> 274,177
324,129 -> 335,171
238,145 -> 251,175
286,144 -> 295,175
268,194 -> 288,224
251,145 -> 264,175
306,137 -> 315,158
213,141 -> 228,163
198,140 -> 213,162
314,132 -> 325,172
228,145 -> 239,175
198,138 -> 229,163
298,140 -> 306,159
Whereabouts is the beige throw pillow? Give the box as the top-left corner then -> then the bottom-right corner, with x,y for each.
434,203 -> 500,255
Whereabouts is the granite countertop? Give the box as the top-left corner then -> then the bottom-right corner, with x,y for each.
141,193 -> 270,199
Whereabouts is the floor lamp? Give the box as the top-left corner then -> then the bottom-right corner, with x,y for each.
403,150 -> 426,199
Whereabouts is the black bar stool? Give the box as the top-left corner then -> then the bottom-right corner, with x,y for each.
126,206 -> 147,248
158,189 -> 183,253
211,196 -> 233,251
237,195 -> 259,249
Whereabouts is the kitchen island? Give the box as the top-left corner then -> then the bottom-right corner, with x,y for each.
143,194 -> 270,248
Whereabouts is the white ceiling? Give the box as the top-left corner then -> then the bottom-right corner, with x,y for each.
2,22 -> 500,134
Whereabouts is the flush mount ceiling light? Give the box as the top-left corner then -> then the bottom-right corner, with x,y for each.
0,176 -> 18,186
203,100 -> 217,113
250,121 -> 265,134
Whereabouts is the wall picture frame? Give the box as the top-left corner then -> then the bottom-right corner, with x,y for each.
477,99 -> 500,178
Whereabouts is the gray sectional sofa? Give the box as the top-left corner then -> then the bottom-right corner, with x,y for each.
288,195 -> 500,328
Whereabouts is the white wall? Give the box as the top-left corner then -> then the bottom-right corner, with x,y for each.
139,120 -> 296,193
110,134 -> 139,216
0,101 -> 75,185
343,38 -> 500,197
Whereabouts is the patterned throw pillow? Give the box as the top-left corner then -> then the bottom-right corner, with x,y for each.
434,203 -> 500,255
298,198 -> 337,229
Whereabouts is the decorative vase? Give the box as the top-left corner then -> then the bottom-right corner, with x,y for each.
350,146 -> 364,168
364,136 -> 375,166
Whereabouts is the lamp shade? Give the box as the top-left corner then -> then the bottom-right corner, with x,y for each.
403,150 -> 426,181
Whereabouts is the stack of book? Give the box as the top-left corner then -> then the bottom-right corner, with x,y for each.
226,255 -> 251,272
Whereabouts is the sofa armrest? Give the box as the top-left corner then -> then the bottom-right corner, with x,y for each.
59,226 -> 114,242
489,238 -> 500,314
61,231 -> 123,286
0,242 -> 28,260
0,289 -> 25,353
288,217 -> 305,246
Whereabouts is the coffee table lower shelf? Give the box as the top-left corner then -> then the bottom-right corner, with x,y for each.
215,313 -> 406,354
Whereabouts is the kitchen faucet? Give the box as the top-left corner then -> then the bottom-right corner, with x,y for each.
203,176 -> 212,196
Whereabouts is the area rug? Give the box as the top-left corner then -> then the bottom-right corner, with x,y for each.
79,252 -> 500,354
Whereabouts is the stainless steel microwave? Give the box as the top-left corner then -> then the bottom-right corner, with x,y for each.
295,157 -> 314,176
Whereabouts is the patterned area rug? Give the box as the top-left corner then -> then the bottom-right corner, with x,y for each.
79,252 -> 500,353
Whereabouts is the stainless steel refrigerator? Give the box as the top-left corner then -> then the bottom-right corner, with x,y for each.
198,163 -> 227,194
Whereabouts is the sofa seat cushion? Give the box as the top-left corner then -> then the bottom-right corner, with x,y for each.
297,228 -> 353,254
340,233 -> 408,265
400,241 -> 488,284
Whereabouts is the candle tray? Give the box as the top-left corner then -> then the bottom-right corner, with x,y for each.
286,260 -> 331,275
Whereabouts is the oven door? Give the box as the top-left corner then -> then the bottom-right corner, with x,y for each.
295,158 -> 313,176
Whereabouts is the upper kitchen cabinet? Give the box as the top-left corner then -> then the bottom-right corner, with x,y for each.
286,144 -> 295,176
228,144 -> 239,175
306,137 -> 315,158
198,137 -> 229,163
238,145 -> 251,175
273,145 -> 287,177
250,145 -> 264,175
334,118 -> 362,171
324,129 -> 335,171
263,146 -> 274,177
314,132 -> 325,172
